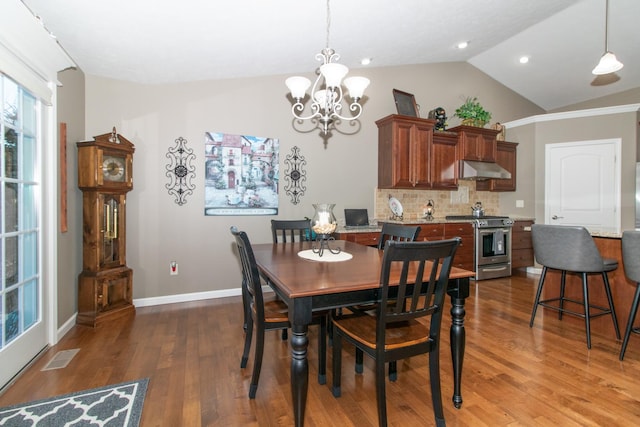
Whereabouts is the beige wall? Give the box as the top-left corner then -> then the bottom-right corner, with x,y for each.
56,69 -> 85,325
69,62 -> 543,300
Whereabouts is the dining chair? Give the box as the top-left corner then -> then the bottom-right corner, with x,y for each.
331,238 -> 461,427
352,222 -> 422,379
619,230 -> 640,360
271,219 -> 312,243
270,219 -> 312,341
529,224 -> 620,349
231,226 -> 328,398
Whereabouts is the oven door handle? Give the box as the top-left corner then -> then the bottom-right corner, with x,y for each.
478,228 -> 511,235
480,265 -> 510,272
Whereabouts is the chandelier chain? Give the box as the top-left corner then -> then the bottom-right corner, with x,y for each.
325,0 -> 331,49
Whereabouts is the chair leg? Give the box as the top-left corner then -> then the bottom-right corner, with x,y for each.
389,361 -> 397,382
582,273 -> 592,349
428,349 -> 446,427
355,348 -> 364,374
249,323 -> 265,398
559,270 -> 567,320
375,355 -> 388,427
530,267 -> 548,327
620,284 -> 640,360
318,316 -> 327,385
602,272 -> 621,339
241,317 -> 253,369
332,330 -> 342,397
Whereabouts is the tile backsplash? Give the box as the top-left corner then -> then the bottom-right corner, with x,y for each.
375,181 -> 499,220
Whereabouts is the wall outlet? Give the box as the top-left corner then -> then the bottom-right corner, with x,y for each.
170,261 -> 178,275
516,200 -> 524,208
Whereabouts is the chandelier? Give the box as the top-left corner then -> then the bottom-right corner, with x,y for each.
285,0 -> 370,135
592,0 -> 623,75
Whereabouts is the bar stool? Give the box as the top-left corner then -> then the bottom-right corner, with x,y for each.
529,224 -> 621,349
619,230 -> 640,360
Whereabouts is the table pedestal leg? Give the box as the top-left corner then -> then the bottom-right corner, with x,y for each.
448,277 -> 468,409
290,324 -> 309,427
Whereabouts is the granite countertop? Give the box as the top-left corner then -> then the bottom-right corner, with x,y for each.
335,216 -> 538,233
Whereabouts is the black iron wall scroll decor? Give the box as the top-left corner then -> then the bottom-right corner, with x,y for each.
166,136 -> 196,205
284,145 -> 307,205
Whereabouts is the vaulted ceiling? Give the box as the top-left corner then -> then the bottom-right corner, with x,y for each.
22,0 -> 640,111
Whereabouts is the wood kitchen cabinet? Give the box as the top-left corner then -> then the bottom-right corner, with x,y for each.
334,231 -> 380,247
431,131 -> 459,189
444,222 -> 475,271
449,125 -> 499,162
476,141 -> 518,191
512,220 -> 534,269
377,115 -> 456,190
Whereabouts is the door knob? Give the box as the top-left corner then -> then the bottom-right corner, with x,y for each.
551,215 -> 564,220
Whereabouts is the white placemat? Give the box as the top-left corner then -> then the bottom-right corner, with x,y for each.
297,249 -> 353,262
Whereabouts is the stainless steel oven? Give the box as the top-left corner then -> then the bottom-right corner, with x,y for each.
475,220 -> 513,280
446,216 -> 514,280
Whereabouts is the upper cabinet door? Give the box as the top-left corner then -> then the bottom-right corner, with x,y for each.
377,115 -> 435,189
450,125 -> 499,162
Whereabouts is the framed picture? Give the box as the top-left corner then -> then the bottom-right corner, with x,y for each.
392,89 -> 419,117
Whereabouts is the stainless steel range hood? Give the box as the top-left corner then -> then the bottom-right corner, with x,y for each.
460,160 -> 512,180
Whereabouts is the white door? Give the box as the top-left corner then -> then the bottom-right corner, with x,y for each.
0,75 -> 48,389
545,139 -> 620,233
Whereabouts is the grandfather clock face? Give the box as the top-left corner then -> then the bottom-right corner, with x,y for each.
102,196 -> 122,265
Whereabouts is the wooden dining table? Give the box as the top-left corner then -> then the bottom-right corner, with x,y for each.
252,239 -> 474,427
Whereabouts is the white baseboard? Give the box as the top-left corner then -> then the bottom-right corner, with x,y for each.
133,287 -> 243,308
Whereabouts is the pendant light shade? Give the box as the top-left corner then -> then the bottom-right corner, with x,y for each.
592,0 -> 623,75
592,51 -> 624,75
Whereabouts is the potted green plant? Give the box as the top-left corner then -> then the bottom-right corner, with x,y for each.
454,97 -> 492,127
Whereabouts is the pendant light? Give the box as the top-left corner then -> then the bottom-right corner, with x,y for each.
592,0 -> 623,75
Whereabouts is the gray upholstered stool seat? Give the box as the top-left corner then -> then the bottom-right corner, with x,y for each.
619,230 -> 640,360
529,224 -> 621,349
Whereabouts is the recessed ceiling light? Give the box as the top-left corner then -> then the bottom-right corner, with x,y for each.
360,58 -> 372,66
519,56 -> 530,64
456,41 -> 469,49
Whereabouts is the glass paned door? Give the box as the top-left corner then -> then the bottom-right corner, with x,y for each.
0,73 -> 45,388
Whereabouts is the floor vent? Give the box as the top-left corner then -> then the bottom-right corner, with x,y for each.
41,348 -> 80,371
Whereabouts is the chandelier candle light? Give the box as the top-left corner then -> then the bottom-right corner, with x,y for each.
285,0 -> 370,135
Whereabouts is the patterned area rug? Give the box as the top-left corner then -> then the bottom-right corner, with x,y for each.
0,378 -> 148,427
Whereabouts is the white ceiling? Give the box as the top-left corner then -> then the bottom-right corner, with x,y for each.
21,0 -> 640,111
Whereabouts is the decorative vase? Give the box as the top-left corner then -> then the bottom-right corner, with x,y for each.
462,118 -> 486,128
311,204 -> 339,256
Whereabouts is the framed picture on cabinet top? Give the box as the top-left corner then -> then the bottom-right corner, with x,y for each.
392,88 -> 419,117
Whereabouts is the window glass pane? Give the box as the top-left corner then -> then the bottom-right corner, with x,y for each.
22,135 -> 35,181
22,232 -> 37,279
0,293 -> 3,349
21,92 -> 36,134
22,183 -> 36,229
2,79 -> 18,126
5,287 -> 19,343
23,279 -> 37,329
4,183 -> 18,232
5,236 -> 18,286
4,127 -> 17,178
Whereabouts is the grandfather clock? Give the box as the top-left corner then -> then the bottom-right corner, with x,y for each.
76,128 -> 135,327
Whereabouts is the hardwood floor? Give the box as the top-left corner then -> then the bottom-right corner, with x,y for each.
2,272 -> 640,426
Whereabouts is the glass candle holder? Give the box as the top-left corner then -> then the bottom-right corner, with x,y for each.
311,203 -> 340,256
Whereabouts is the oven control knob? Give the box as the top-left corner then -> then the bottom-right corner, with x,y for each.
477,220 -> 488,227
503,219 -> 514,226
